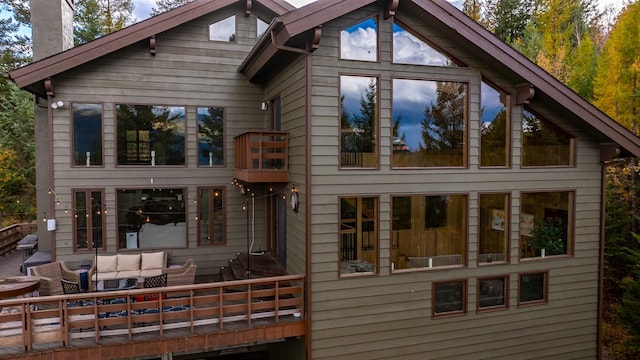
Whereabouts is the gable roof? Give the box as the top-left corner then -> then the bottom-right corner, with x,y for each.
5,0 -> 294,96
7,0 -> 640,158
240,0 -> 640,158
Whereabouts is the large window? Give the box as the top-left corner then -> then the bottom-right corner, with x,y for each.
73,189 -> 105,251
197,187 -> 225,246
339,197 -> 378,276
72,103 -> 103,166
340,75 -> 378,168
392,79 -> 467,167
392,21 -> 457,67
209,15 -> 236,41
116,105 -> 185,166
197,107 -> 224,166
520,191 -> 573,258
480,81 -> 509,167
522,108 -> 574,166
391,194 -> 467,270
116,188 -> 186,249
479,193 -> 509,264
433,280 -> 466,317
519,272 -> 547,305
340,18 -> 377,61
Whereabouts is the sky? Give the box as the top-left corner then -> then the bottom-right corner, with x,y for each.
131,0 -> 627,20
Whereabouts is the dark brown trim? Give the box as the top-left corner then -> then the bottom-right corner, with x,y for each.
385,0 -> 399,19
432,278 -> 468,318
517,270 -> 549,307
411,0 -> 640,157
149,35 -> 156,55
8,0 -> 294,94
246,0 -> 253,16
515,83 -> 534,105
304,51 -> 312,360
476,274 -> 510,313
597,163 -> 606,360
600,143 -> 621,162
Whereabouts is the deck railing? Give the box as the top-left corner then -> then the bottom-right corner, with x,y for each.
0,274 -> 304,358
0,223 -> 37,257
233,131 -> 288,183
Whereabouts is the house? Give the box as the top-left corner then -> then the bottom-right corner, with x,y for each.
6,0 -> 640,358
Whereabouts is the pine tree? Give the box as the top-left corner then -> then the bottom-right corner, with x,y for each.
151,0 -> 193,16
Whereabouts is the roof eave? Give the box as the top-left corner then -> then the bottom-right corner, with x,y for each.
413,0 -> 640,158
8,0 -> 292,94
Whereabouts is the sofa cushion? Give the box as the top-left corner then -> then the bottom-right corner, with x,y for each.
93,271 -> 117,281
96,255 -> 118,273
141,252 -> 165,270
117,270 -> 141,279
140,269 -> 162,278
117,254 -> 141,272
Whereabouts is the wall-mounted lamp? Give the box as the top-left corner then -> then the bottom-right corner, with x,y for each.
50,100 -> 64,109
261,102 -> 269,111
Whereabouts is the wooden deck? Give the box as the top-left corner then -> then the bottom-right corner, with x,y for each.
0,274 -> 305,359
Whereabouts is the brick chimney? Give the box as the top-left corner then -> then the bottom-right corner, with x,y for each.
30,0 -> 74,61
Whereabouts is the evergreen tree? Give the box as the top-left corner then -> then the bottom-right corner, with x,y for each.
420,82 -> 465,153
74,0 -> 105,45
151,0 -> 193,16
484,0 -> 535,44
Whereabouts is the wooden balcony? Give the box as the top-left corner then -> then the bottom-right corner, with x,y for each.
234,131 -> 288,183
0,275 -> 305,360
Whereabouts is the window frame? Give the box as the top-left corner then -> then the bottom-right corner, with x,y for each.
115,187 -> 187,250
478,192 -> 510,265
71,102 -> 104,167
519,190 -> 574,260
115,104 -> 186,167
338,195 -> 379,277
209,15 -> 237,42
518,271 -> 548,306
391,194 -> 468,272
432,279 -> 467,318
72,189 -> 106,253
392,18 -> 464,67
476,275 -> 509,312
390,77 -> 469,168
196,106 -> 225,167
521,106 -> 576,167
339,74 -> 380,169
479,79 -> 511,168
339,16 -> 379,62
196,186 -> 226,246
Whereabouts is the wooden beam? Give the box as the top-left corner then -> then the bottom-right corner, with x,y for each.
149,35 -> 156,56
515,83 -> 534,105
385,0 -> 399,19
246,0 -> 252,16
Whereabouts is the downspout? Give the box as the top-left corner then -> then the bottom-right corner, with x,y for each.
269,29 -> 313,359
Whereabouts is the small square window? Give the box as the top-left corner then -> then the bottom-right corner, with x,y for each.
478,276 -> 508,311
519,272 -> 547,305
433,280 -> 466,316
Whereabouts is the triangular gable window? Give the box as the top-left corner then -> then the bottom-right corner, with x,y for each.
340,18 -> 377,61
522,107 -> 574,166
257,18 -> 269,39
393,21 -> 457,67
209,15 -> 236,42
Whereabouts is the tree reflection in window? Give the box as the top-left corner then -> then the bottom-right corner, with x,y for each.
340,18 -> 377,61
522,108 -> 573,166
209,15 -> 236,41
392,21 -> 457,67
340,75 -> 377,168
116,105 -> 185,165
197,107 -> 224,166
392,79 -> 467,167
480,81 -> 509,167
73,103 -> 103,166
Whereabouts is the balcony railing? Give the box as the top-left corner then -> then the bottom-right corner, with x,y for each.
234,131 -> 288,183
0,275 -> 305,359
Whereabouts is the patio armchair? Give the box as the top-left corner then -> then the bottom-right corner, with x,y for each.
164,259 -> 197,287
30,261 -> 80,296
